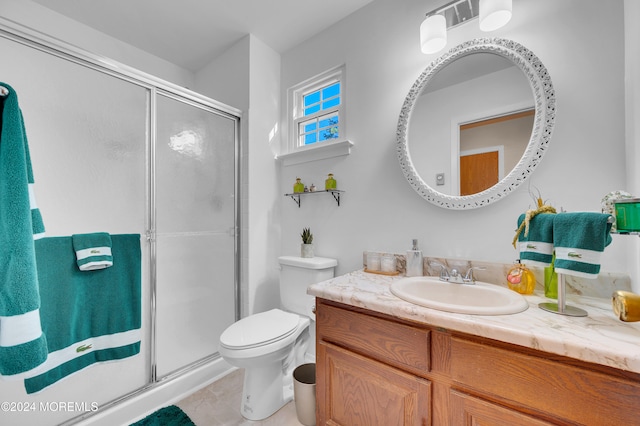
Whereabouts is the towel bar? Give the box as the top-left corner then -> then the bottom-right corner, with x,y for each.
537,214 -> 613,317
0,86 -> 8,96
539,273 -> 588,317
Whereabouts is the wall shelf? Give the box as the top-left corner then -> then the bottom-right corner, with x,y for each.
285,190 -> 344,208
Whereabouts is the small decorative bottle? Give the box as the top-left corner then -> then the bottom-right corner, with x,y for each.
507,260 -> 535,295
325,173 -> 336,190
293,177 -> 304,193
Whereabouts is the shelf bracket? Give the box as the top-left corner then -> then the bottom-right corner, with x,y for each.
330,191 -> 341,206
289,194 -> 301,208
285,190 -> 343,208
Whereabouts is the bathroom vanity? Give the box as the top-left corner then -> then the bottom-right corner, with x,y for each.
310,270 -> 640,425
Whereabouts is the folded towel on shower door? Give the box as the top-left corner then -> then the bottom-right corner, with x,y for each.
516,213 -> 555,266
72,232 -> 113,271
0,82 -> 49,378
553,212 -> 613,279
23,234 -> 142,394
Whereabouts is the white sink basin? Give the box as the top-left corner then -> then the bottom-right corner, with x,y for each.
390,276 -> 529,315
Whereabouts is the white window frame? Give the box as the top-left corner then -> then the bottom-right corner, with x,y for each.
279,65 -> 353,166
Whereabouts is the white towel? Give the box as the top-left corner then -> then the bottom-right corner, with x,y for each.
72,233 -> 113,271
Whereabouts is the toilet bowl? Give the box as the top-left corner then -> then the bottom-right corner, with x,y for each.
218,256 -> 337,421
219,309 -> 311,420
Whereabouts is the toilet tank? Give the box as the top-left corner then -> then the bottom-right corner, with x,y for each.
278,256 -> 337,317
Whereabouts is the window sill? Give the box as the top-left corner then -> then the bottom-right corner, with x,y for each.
277,139 -> 354,166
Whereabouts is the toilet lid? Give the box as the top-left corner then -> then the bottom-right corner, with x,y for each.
220,309 -> 300,350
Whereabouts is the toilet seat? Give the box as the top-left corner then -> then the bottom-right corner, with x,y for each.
220,309 -> 300,350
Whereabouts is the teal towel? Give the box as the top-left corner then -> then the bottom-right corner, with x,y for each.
72,232 -> 113,271
553,213 -> 613,279
517,213 -> 554,266
130,405 -> 196,426
0,83 -> 48,378
24,234 -> 141,394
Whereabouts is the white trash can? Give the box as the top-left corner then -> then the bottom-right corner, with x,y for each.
293,363 -> 316,426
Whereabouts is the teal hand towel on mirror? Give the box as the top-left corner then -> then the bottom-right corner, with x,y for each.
24,234 -> 141,394
0,82 -> 48,377
553,213 -> 613,279
72,232 -> 113,271
517,213 -> 555,266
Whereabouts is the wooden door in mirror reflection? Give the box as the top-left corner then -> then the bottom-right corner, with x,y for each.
460,151 -> 499,196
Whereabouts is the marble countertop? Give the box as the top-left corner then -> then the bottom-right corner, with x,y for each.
308,269 -> 640,375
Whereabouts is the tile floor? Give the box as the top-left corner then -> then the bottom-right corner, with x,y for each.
176,369 -> 304,425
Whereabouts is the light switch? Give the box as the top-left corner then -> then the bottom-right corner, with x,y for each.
436,173 -> 445,186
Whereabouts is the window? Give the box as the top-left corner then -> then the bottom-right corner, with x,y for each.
298,81 -> 341,145
281,65 -> 352,165
290,66 -> 344,149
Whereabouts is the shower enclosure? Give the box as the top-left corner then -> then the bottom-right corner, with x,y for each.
0,23 -> 240,426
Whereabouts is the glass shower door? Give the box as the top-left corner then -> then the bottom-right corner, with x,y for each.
154,92 -> 238,378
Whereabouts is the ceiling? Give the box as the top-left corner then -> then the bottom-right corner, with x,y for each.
31,0 -> 376,72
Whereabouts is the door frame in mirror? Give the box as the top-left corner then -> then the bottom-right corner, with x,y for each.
396,38 -> 556,210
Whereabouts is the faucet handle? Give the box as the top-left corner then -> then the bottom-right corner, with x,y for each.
464,266 -> 486,282
429,261 -> 450,280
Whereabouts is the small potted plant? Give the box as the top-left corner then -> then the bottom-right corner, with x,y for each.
300,227 -> 314,258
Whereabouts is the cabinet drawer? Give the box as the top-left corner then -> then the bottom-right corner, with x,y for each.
316,301 -> 430,373
450,390 -> 554,425
450,337 -> 640,425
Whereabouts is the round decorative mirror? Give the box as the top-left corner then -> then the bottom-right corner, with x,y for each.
397,38 -> 556,209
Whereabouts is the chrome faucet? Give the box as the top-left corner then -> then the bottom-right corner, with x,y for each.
429,261 -> 450,281
463,266 -> 485,284
429,261 -> 484,284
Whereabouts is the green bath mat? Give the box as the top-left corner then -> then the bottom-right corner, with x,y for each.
130,405 -> 195,426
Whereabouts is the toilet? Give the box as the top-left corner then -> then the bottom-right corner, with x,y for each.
219,255 -> 337,421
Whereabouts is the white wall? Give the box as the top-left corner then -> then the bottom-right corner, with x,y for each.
195,36 -> 250,110
279,0 -> 631,285
0,0 -> 194,88
246,35 -> 282,315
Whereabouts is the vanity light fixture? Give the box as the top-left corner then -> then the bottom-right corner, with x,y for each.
420,14 -> 447,54
420,0 -> 512,54
479,0 -> 512,31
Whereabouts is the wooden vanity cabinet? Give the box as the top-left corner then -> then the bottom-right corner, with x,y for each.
315,299 -> 640,425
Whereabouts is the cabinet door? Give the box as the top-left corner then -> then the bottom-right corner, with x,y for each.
318,342 -> 431,426
450,391 -> 554,425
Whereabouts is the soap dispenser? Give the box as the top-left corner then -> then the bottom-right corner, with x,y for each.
405,239 -> 423,277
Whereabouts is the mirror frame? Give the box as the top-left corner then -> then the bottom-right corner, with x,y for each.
396,38 -> 556,209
